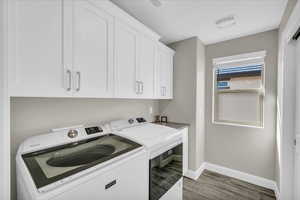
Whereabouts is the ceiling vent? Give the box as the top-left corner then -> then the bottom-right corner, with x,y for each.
216,15 -> 236,29
150,0 -> 162,7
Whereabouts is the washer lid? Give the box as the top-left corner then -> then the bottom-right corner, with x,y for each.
116,123 -> 181,148
22,134 -> 142,189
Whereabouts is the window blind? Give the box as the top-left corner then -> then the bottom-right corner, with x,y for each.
216,64 -> 263,90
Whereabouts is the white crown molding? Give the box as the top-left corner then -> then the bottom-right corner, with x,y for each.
92,0 -> 161,41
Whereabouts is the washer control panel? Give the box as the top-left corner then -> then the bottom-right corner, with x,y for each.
85,126 -> 103,135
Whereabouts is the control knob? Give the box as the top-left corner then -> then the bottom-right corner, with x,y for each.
68,129 -> 78,138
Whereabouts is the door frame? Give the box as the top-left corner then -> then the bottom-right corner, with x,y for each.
278,1 -> 300,199
1,0 -> 10,199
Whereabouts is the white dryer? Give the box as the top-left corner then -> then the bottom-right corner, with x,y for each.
109,118 -> 184,200
16,125 -> 148,200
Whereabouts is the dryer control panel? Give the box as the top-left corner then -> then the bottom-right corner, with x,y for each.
136,118 -> 147,123
110,117 -> 148,131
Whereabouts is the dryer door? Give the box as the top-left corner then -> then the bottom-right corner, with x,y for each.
149,143 -> 183,200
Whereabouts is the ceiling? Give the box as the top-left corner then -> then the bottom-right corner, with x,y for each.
111,0 -> 288,45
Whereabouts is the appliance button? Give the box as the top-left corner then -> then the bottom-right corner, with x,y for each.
67,129 -> 78,138
136,118 -> 146,123
128,119 -> 134,124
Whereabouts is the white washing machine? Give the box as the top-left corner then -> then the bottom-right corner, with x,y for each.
16,125 -> 149,200
108,118 -> 184,200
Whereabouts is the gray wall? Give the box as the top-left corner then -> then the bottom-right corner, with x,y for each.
159,37 -> 206,171
10,98 -> 159,200
205,30 -> 278,180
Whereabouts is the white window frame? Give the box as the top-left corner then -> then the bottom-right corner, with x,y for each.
212,50 -> 266,128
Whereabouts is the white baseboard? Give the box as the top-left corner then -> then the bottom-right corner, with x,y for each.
185,163 -> 206,180
205,163 -> 278,192
185,162 -> 280,199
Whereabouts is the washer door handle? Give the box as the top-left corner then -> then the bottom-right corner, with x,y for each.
105,180 -> 117,190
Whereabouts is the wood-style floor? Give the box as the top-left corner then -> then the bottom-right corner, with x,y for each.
183,170 -> 276,200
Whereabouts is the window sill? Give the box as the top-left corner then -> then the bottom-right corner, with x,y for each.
212,120 -> 264,129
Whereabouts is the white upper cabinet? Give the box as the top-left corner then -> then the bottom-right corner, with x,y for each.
114,20 -> 140,98
137,36 -> 156,98
8,0 -> 67,97
8,0 -> 174,99
65,0 -> 114,98
157,44 -> 174,99
114,24 -> 157,99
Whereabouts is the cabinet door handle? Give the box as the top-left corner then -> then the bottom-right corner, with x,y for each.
136,81 -> 140,94
162,86 -> 166,96
76,71 -> 81,92
141,82 -> 144,94
66,70 -> 72,91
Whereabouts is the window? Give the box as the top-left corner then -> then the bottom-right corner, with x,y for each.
212,51 -> 266,128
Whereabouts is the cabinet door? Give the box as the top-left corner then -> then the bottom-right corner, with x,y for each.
157,47 -> 174,99
114,20 -> 139,98
138,36 -> 156,98
165,53 -> 173,98
9,0 -> 68,97
66,1 -> 114,98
